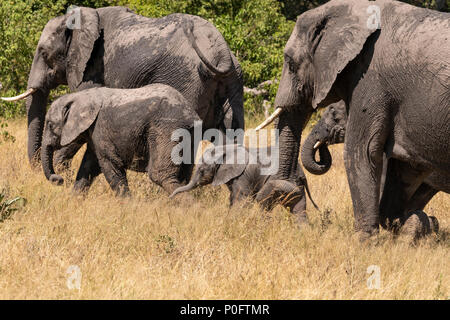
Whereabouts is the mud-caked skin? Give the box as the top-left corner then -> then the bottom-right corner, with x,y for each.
259,0 -> 450,239
304,102 -> 448,238
170,145 -> 318,225
14,6 -> 243,165
41,84 -> 201,196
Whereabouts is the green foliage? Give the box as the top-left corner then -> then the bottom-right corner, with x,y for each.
0,190 -> 26,223
0,121 -> 15,144
0,0 -> 447,119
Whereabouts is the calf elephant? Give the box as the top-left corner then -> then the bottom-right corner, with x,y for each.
170,144 -> 318,225
41,84 -> 200,195
256,0 -> 450,239
2,6 -> 243,166
303,102 -> 446,236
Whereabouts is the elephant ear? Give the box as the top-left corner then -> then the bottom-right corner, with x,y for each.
211,145 -> 248,186
308,2 -> 379,108
60,91 -> 102,146
66,7 -> 100,90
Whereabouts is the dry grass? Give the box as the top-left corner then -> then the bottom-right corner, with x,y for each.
0,118 -> 448,299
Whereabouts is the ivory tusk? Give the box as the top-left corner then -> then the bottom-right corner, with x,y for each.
1,88 -> 37,102
255,107 -> 283,131
313,140 -> 324,150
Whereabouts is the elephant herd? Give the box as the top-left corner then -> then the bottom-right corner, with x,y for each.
1,0 -> 449,242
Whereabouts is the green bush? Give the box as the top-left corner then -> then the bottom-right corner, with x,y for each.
0,0 -> 447,119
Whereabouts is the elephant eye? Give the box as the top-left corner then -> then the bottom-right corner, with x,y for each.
285,55 -> 296,73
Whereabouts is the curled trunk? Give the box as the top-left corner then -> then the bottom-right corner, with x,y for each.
301,130 -> 332,175
169,172 -> 201,198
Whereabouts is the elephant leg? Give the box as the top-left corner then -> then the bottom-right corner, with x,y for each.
380,159 -> 432,234
98,158 -> 129,197
54,142 -> 84,171
405,183 -> 438,213
228,184 -> 253,208
344,114 -> 389,238
148,162 -> 184,195
73,148 -> 101,194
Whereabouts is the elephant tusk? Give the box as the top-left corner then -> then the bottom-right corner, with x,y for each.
1,88 -> 36,102
255,108 -> 283,131
313,140 -> 324,150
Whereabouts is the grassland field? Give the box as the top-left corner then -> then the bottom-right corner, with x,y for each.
0,117 -> 448,299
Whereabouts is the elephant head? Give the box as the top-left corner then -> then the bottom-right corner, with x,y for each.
170,144 -> 247,197
41,90 -> 102,185
2,7 -> 101,164
301,101 -> 347,175
255,0 -> 378,181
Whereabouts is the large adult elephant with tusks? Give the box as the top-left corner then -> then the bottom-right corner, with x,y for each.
256,0 -> 449,240
2,6 -> 243,166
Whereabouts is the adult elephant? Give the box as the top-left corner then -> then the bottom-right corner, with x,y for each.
2,6 -> 243,166
256,0 -> 449,239
303,102 -> 448,232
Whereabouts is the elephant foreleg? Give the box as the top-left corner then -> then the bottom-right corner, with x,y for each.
73,148 -> 101,194
54,142 -> 84,172
344,112 -> 389,238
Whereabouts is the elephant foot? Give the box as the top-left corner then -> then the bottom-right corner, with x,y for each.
356,228 -> 380,243
399,210 -> 439,242
72,180 -> 90,196
49,174 -> 64,186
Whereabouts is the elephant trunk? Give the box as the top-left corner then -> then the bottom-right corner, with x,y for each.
301,130 -> 332,175
27,89 -> 49,164
272,110 -> 309,182
41,143 -> 64,186
169,173 -> 200,198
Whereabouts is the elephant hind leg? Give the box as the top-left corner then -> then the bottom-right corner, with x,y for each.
379,159 -> 431,231
405,183 -> 438,213
98,158 -> 130,197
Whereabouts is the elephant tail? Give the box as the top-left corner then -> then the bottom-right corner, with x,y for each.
185,20 -> 233,78
298,174 -> 319,211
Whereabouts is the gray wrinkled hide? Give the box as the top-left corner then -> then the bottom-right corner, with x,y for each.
41,84 -> 200,196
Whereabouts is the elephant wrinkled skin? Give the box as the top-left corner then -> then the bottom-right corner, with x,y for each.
257,0 -> 450,239
170,145 -> 318,226
3,6 -> 243,166
41,84 -> 200,195
304,101 -> 448,238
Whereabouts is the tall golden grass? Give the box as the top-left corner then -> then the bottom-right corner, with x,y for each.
0,118 -> 448,299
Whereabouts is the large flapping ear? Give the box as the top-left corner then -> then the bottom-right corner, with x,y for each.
66,7 -> 100,90
306,1 -> 379,108
211,145 -> 248,186
60,90 -> 102,146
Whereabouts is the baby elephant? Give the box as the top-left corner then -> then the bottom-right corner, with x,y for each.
41,84 -> 200,195
170,144 -> 317,224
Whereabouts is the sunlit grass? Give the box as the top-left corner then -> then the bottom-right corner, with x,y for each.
0,118 -> 448,299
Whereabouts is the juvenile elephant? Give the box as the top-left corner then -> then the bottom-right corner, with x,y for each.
170,144 -> 317,225
303,102 -> 445,236
41,84 -> 200,195
256,0 -> 450,239
2,6 -> 243,166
